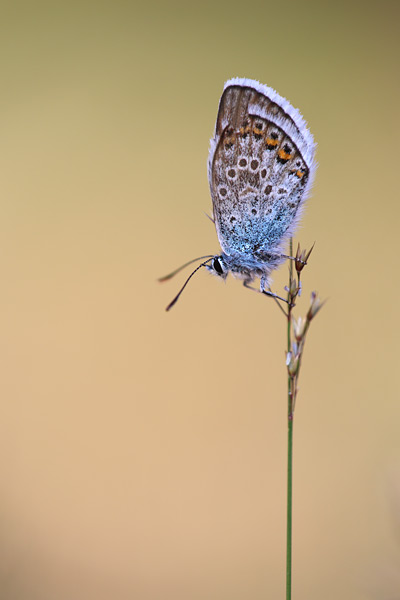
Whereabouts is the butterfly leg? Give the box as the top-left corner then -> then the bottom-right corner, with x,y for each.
243,280 -> 289,305
281,242 -> 315,267
280,253 -> 306,266
262,253 -> 306,266
260,275 -> 267,292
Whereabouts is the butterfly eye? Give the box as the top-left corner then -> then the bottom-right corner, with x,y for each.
213,257 -> 224,275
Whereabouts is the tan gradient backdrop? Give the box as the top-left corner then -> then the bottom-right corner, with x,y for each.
0,1 -> 399,599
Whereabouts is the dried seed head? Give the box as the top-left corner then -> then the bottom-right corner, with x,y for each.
290,277 -> 298,298
292,316 -> 306,341
305,242 -> 315,261
287,352 -> 299,377
295,242 -> 315,274
307,291 -> 324,321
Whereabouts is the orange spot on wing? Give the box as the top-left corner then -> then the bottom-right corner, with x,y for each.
239,125 -> 251,135
278,149 -> 293,161
224,132 -> 236,147
296,170 -> 304,178
266,138 -> 279,147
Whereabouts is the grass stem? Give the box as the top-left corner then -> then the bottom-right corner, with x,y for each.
286,238 -> 294,600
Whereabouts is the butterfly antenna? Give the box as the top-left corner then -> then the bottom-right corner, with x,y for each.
158,255 -> 214,282
165,258 -> 213,311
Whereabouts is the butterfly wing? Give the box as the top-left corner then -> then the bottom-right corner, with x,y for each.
208,78 -> 316,259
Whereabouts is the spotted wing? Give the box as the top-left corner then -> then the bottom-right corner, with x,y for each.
208,78 -> 316,258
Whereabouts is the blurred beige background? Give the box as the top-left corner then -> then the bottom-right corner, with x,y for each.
0,1 -> 399,599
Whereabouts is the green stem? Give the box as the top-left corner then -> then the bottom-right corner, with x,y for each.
286,239 -> 294,600
286,391 -> 293,600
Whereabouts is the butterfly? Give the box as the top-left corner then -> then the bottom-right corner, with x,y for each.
161,78 -> 316,311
